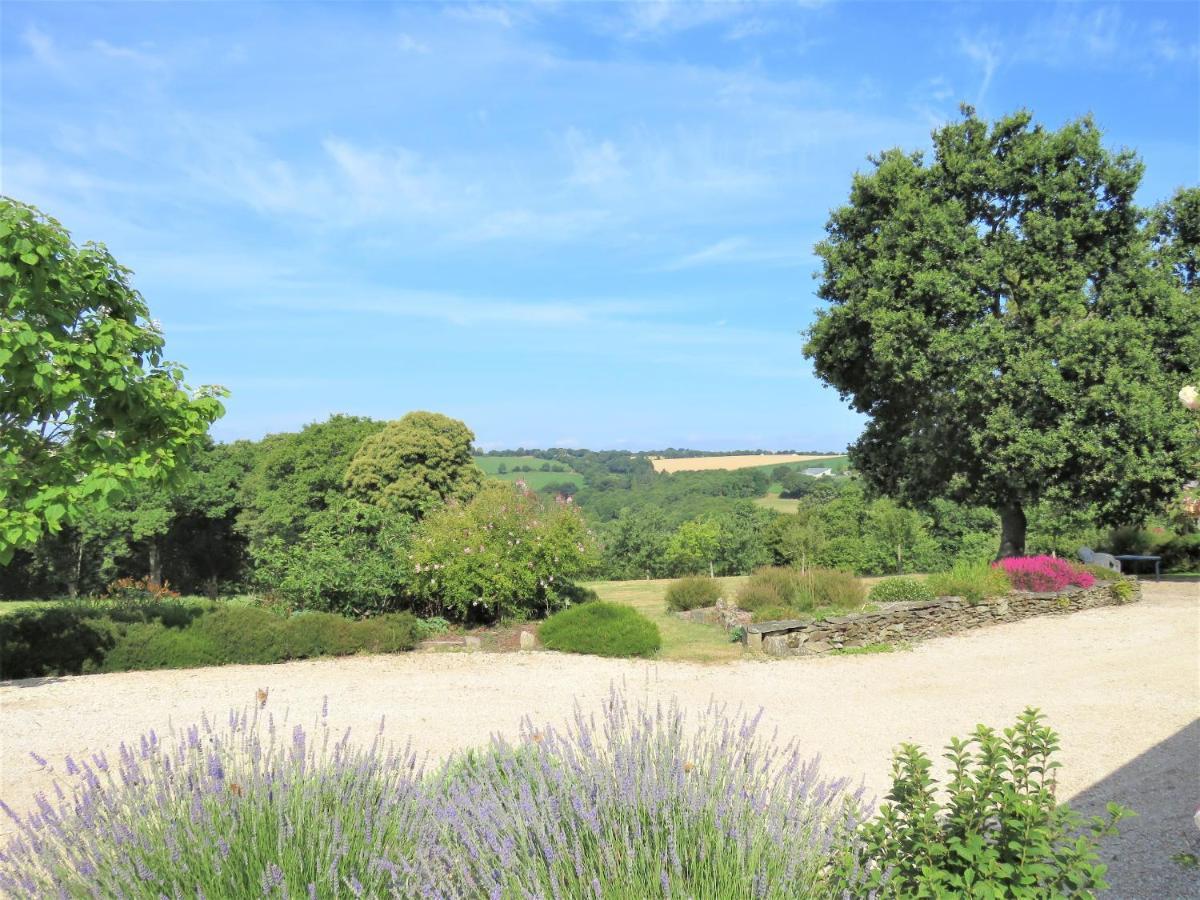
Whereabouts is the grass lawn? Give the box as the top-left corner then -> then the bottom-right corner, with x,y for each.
754,493 -> 801,514
586,576 -> 749,663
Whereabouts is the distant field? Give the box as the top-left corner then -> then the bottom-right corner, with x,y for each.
754,495 -> 801,514
474,456 -> 584,489
650,453 -> 844,474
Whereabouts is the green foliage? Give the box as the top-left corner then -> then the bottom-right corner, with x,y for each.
1,602 -> 420,677
0,198 -> 226,564
238,415 -> 383,553
407,481 -> 599,623
927,561 -> 1011,605
831,708 -> 1132,897
253,497 -> 411,617
748,603 -> 799,624
345,411 -> 481,518
767,510 -> 827,571
664,575 -> 722,612
1109,578 -> 1136,602
665,516 -> 721,575
737,566 -> 864,615
804,109 -> 1200,557
868,577 -> 935,604
538,601 -> 661,658
598,507 -> 672,580
1080,563 -> 1120,582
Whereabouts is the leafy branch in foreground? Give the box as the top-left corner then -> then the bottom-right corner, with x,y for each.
832,707 -> 1134,897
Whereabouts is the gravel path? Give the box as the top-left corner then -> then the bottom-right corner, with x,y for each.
2,581 -> 1196,898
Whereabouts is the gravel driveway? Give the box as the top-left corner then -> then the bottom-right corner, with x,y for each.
2,581 -> 1196,898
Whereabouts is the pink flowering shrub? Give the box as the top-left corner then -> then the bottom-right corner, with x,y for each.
993,556 -> 1095,592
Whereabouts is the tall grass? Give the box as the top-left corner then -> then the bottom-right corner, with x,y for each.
0,691 -> 869,898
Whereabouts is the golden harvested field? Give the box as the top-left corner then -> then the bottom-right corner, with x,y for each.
649,453 -> 841,473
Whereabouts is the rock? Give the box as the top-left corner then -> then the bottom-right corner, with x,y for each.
763,635 -> 789,655
805,640 -> 833,654
519,630 -> 536,650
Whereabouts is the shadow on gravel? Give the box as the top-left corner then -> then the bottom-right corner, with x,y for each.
1069,719 -> 1200,899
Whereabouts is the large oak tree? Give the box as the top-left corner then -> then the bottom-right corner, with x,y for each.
804,109 -> 1199,557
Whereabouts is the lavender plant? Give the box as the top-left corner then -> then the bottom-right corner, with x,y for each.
1,690 -> 869,899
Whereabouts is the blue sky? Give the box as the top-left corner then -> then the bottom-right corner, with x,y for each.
3,2 -> 1197,451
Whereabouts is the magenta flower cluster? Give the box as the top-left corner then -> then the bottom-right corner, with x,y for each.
993,555 -> 1096,592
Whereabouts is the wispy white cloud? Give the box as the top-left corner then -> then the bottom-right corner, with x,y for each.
959,36 -> 1000,108
659,236 -> 812,271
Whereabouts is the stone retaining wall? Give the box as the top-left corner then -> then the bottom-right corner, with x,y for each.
742,579 -> 1141,657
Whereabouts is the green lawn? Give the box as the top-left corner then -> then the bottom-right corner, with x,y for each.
585,576 -> 749,663
473,456 -> 584,490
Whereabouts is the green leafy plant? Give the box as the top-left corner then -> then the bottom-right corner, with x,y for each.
538,602 -> 660,658
832,708 -> 1133,897
868,577 -> 935,604
1109,578 -> 1136,602
927,561 -> 1011,605
665,575 -> 722,612
737,566 -> 864,615
0,199 -> 226,564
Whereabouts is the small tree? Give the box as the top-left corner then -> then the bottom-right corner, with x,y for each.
665,517 -> 721,577
805,110 -> 1199,557
867,499 -> 925,575
344,411 -> 482,519
0,199 -> 224,564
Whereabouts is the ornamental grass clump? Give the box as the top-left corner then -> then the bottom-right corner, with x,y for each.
994,555 -> 1096,592
0,691 -> 870,899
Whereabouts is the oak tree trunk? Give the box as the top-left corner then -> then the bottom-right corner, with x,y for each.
998,504 -> 1027,559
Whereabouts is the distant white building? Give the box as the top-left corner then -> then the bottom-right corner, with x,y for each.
802,467 -> 834,478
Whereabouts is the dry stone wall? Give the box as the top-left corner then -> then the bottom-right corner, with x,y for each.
742,580 -> 1141,657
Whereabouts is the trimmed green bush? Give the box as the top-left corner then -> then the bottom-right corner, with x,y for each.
868,577 -> 935,603
664,576 -> 722,612
539,602 -> 661,658
927,561 -> 1011,605
1,604 -> 421,679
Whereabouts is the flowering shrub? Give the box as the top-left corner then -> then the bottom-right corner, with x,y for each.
0,691 -> 868,898
407,481 -> 600,623
994,555 -> 1096,592
664,575 -> 722,611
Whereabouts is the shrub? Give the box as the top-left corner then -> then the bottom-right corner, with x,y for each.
750,604 -> 800,624
736,567 -> 796,611
0,607 -> 121,679
737,567 -> 864,615
995,555 -> 1095,592
927,561 -> 1010,604
539,602 -> 661,658
830,708 -> 1132,897
1081,563 -> 1120,581
0,691 -> 866,898
2,604 -> 420,678
408,482 -> 600,623
665,575 -> 722,612
99,622 -> 223,672
868,577 -> 934,603
807,568 -> 865,609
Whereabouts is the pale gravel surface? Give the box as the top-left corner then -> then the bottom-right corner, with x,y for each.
2,581 -> 1197,898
